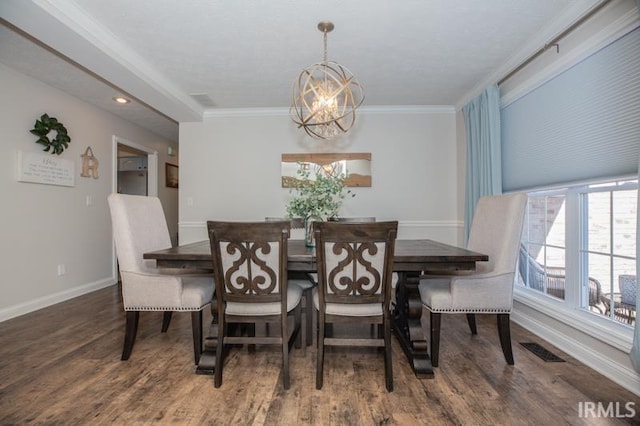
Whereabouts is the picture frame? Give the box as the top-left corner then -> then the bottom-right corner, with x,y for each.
281,153 -> 372,187
165,163 -> 178,188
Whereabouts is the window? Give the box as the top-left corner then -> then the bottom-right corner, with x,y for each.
519,193 -> 566,301
581,180 -> 637,324
518,178 -> 637,327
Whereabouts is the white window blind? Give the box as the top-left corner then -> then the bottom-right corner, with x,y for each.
501,27 -> 640,192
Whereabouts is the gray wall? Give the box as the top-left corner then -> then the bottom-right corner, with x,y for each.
0,63 -> 178,320
178,107 -> 463,245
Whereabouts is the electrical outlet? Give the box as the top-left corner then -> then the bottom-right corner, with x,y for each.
57,264 -> 66,276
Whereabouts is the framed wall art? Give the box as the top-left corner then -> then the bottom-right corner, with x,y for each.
165,163 -> 178,188
281,153 -> 371,187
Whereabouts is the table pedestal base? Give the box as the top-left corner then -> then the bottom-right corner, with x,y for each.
195,313 -> 218,375
392,272 -> 434,378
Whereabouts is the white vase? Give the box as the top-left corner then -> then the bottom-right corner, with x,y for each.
304,214 -> 320,247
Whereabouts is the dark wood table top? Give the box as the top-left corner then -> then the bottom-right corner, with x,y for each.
144,239 -> 488,273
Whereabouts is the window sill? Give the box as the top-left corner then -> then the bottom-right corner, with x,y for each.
514,287 -> 634,352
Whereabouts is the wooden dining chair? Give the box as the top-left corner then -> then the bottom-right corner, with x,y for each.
308,217 -> 378,327
207,220 -> 302,389
314,221 -> 398,391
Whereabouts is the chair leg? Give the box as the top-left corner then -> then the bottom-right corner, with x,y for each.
304,288 -> 313,346
247,323 -> 256,353
497,314 -> 514,365
384,318 -> 393,392
282,312 -> 291,390
161,311 -> 173,333
294,304 -> 303,354
466,313 -> 477,335
191,311 -> 203,365
316,311 -> 325,390
214,320 -> 226,388
430,312 -> 441,368
121,311 -> 139,361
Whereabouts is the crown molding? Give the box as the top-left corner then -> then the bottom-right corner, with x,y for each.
359,105 -> 456,114
202,105 -> 455,119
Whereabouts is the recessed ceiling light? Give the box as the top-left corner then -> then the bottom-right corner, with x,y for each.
113,96 -> 130,104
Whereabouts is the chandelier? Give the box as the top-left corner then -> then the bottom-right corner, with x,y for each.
290,21 -> 364,140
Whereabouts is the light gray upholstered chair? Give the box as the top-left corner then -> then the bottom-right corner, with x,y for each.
108,193 -> 214,364
418,193 -> 527,367
207,221 -> 302,389
314,221 -> 398,391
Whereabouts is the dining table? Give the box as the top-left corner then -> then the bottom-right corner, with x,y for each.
144,238 -> 488,378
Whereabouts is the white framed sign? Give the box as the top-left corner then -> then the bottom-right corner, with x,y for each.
17,150 -> 75,187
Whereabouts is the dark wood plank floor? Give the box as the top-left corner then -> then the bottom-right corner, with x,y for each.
1,285 -> 639,425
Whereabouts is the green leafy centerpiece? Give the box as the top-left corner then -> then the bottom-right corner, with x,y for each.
286,166 -> 353,246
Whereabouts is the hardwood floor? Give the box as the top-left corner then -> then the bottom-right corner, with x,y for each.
1,285 -> 639,425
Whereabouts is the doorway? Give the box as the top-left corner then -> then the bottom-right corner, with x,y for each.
117,144 -> 148,195
111,136 -> 158,197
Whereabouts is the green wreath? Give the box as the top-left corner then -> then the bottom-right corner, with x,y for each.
30,113 -> 71,155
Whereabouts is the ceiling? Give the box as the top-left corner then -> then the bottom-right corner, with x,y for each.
0,0 -> 601,143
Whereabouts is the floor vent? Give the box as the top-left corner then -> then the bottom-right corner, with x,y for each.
520,342 -> 565,362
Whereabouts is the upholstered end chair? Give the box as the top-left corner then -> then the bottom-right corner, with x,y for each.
418,193 -> 527,367
108,193 -> 214,364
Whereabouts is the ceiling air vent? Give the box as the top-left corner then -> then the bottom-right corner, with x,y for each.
190,93 -> 216,107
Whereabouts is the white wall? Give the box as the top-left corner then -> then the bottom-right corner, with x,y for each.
178,108 -> 461,245
0,64 -> 178,321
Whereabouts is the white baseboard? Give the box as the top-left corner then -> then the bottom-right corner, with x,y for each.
0,277 -> 116,322
512,309 -> 640,397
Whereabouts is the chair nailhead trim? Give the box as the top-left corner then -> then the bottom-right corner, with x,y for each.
125,305 -> 209,311
424,306 -> 511,313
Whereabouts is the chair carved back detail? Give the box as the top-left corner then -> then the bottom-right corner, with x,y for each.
316,221 -> 396,307
324,241 -> 386,301
223,241 -> 278,294
209,221 -> 290,305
